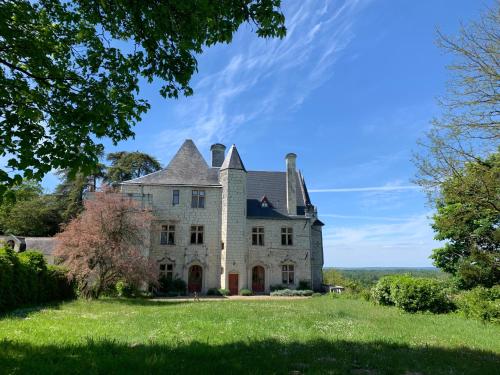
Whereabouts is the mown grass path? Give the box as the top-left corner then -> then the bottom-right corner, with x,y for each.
0,297 -> 498,374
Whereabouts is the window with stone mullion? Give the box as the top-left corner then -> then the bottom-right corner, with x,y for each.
252,227 -> 265,246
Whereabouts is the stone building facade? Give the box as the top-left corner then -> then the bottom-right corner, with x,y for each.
120,140 -> 324,294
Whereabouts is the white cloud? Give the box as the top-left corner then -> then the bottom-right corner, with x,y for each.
155,0 -> 368,152
323,213 -> 441,267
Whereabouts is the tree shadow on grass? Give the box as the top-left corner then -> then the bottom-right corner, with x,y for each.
96,298 -> 197,307
0,338 -> 498,375
0,302 -> 64,320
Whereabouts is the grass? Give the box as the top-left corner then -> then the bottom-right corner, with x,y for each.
0,296 -> 499,374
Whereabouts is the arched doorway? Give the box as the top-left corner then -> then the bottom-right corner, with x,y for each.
188,265 -> 203,293
252,266 -> 265,293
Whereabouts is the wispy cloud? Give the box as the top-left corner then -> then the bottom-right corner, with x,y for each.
155,0 -> 368,151
323,213 -> 440,267
310,185 -> 420,193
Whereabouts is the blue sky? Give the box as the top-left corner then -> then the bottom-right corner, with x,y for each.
41,0 -> 491,267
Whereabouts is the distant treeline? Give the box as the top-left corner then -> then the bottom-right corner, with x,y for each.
323,268 -> 448,288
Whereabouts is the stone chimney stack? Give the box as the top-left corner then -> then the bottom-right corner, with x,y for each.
286,153 -> 297,215
210,143 -> 226,167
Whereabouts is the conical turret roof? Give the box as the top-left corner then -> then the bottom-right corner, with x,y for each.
122,139 -> 220,186
220,145 -> 246,171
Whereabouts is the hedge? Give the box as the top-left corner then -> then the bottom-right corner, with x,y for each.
455,286 -> 500,323
0,245 -> 75,313
270,289 -> 313,297
371,275 -> 453,313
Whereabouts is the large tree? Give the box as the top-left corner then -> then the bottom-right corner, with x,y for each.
54,190 -> 156,298
105,151 -> 161,185
430,151 -> 499,289
414,3 -> 499,197
0,0 -> 286,191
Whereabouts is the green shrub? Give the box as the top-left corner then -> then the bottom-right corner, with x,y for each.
0,245 -> 75,313
312,292 -> 322,297
390,276 -> 453,313
218,288 -> 230,296
371,276 -> 397,306
359,289 -> 372,302
456,286 -> 500,323
239,288 -> 252,296
158,277 -> 186,295
115,280 -> 136,298
206,288 -> 220,296
297,280 -> 311,290
270,284 -> 286,292
271,289 -> 313,297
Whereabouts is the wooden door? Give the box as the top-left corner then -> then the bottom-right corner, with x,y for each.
252,266 -> 265,293
228,274 -> 239,295
188,265 -> 202,293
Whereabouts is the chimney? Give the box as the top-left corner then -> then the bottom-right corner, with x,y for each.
210,143 -> 226,167
286,153 -> 297,215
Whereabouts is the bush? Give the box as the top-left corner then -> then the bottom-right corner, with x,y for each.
158,277 -> 186,296
0,245 -> 75,313
271,289 -> 313,297
115,280 -> 136,298
270,284 -> 286,292
372,275 -> 454,313
206,288 -> 229,296
371,276 -> 397,306
239,288 -> 252,296
312,292 -> 323,297
390,276 -> 453,313
297,280 -> 311,290
455,286 -> 500,323
206,288 -> 220,296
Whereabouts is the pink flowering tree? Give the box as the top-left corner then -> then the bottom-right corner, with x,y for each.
54,190 -> 157,298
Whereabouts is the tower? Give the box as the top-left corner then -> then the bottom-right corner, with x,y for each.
219,145 -> 247,293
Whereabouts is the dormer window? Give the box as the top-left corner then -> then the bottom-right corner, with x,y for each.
260,196 -> 271,208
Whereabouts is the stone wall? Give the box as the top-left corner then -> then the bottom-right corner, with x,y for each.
121,184 -> 222,292
246,218 -> 312,292
220,168 -> 247,291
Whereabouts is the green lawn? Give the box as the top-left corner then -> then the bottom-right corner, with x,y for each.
0,296 -> 499,374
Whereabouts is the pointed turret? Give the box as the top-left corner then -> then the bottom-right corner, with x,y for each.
220,145 -> 246,171
219,144 -> 247,293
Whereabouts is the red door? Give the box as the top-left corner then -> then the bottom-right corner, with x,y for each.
252,266 -> 265,293
228,274 -> 239,295
188,265 -> 203,293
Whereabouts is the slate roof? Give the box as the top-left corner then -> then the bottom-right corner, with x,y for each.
246,171 -> 309,218
221,145 -> 246,171
121,140 -> 314,219
122,139 -> 220,186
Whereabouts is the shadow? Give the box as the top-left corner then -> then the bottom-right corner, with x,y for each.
0,301 -> 63,320
95,298 -> 194,307
0,338 -> 498,374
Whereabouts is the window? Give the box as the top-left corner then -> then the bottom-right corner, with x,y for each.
282,264 -> 295,285
252,227 -> 265,246
159,263 -> 174,281
190,225 -> 204,244
191,190 -> 205,208
281,227 -> 293,246
160,225 -> 175,245
172,190 -> 180,205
